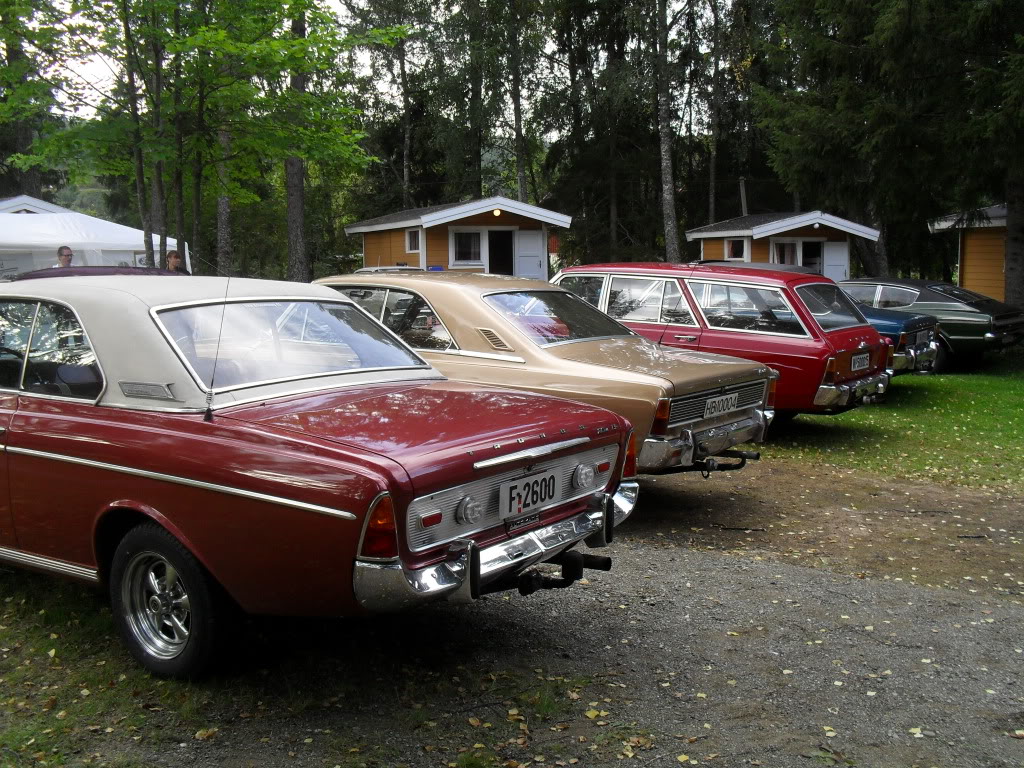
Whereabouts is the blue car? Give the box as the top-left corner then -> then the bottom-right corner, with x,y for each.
851,302 -> 940,375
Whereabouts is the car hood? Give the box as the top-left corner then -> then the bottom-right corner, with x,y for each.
859,305 -> 937,336
219,380 -> 625,493
544,337 -> 770,397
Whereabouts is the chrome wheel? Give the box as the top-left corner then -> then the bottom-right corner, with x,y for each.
121,551 -> 192,660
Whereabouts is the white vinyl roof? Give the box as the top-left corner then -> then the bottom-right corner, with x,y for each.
0,275 -> 434,411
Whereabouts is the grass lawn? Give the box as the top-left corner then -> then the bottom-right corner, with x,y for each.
763,348 -> 1024,493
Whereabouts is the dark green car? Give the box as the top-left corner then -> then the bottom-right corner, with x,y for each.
840,279 -> 1024,369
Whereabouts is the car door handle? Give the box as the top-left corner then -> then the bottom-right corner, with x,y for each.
673,335 -> 697,342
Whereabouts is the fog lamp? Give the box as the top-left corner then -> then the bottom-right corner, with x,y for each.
456,496 -> 484,525
572,464 -> 597,489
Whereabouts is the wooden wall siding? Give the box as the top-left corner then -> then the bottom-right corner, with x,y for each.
961,227 -> 1006,301
696,224 -> 847,263
750,239 -> 770,262
363,230 -> 414,268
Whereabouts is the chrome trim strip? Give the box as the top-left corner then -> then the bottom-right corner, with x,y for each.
6,446 -> 357,521
19,301 -> 39,391
208,365 -> 433,396
472,437 -> 592,470
433,349 -> 526,363
0,546 -> 99,582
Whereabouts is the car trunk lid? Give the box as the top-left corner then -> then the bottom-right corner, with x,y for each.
544,337 -> 769,397
822,325 -> 887,383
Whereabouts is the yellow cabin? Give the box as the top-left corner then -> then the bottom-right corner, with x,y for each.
929,204 -> 1007,302
345,197 -> 571,280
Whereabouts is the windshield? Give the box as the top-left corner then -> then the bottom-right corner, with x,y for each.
157,300 -> 425,390
484,291 -> 633,346
796,283 -> 868,331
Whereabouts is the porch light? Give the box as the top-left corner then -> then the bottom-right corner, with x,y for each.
492,208 -> 501,216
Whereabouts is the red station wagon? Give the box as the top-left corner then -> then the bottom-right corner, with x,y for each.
554,263 -> 891,417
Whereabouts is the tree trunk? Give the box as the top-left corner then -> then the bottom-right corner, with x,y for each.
148,6 -> 167,264
467,0 -> 483,198
1,13 -> 41,197
510,0 -> 528,203
707,0 -> 721,225
1006,167 -> 1024,306
285,11 -> 308,282
397,39 -> 412,208
119,0 -> 154,266
172,8 -> 186,261
216,129 -> 233,276
657,0 -> 681,262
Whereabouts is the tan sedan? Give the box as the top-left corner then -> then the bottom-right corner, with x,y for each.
315,272 -> 777,475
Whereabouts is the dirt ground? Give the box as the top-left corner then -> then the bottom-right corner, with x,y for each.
3,458 -> 1023,768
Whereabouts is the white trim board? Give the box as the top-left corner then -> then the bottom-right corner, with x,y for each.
686,211 -> 880,242
345,196 -> 572,235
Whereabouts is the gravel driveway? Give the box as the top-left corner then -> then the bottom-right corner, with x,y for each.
134,459 -> 1022,768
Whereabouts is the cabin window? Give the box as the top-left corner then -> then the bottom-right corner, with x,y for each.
406,228 -> 421,253
724,238 -> 747,261
451,231 -> 483,265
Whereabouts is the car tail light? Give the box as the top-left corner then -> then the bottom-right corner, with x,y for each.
650,398 -> 671,436
822,356 -> 838,386
622,431 -> 638,479
886,343 -> 895,369
766,377 -> 778,409
360,494 -> 399,560
896,332 -> 908,352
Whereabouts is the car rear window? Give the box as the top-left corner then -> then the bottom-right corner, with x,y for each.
796,283 -> 868,331
157,300 -> 425,391
484,291 -> 632,346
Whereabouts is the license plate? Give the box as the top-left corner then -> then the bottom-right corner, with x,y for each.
499,470 -> 560,520
916,330 -> 930,345
704,392 -> 739,419
851,352 -> 870,371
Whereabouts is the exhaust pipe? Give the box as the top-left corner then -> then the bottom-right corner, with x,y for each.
511,550 -> 614,597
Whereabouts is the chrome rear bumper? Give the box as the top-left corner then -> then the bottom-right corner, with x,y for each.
638,407 -> 772,473
814,370 -> 890,408
352,482 -> 639,612
891,341 -> 939,374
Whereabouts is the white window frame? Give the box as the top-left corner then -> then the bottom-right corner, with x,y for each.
723,237 -> 751,261
448,226 -> 519,270
405,227 -> 422,254
768,237 -> 827,267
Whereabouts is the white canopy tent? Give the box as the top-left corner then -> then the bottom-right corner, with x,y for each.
0,211 -> 189,276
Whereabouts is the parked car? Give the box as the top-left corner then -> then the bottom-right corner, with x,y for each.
840,278 -> 1024,368
687,262 -> 939,375
316,272 -> 776,475
0,274 -> 638,677
553,262 -> 890,417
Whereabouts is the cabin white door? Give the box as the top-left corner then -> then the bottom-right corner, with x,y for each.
514,230 -> 546,280
823,242 -> 850,282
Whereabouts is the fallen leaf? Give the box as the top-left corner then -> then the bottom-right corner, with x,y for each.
194,728 -> 219,741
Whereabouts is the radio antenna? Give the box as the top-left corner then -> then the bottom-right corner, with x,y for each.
204,275 -> 232,422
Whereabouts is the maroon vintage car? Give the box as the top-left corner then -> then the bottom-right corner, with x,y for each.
554,262 -> 891,417
0,275 -> 638,676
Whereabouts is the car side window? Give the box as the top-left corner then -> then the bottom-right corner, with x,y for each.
661,280 -> 696,325
607,277 -> 664,322
24,302 -> 103,399
334,287 -> 387,320
691,282 -> 806,336
0,301 -> 37,389
557,275 -> 605,308
381,290 -> 454,351
877,286 -> 919,308
841,284 -> 878,306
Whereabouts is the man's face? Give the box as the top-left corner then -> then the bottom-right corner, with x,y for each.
58,250 -> 73,267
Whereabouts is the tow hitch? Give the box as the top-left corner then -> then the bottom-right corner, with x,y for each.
648,448 -> 761,476
477,550 -> 613,598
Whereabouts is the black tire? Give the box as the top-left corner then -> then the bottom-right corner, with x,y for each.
109,523 -> 220,679
772,411 -> 798,425
933,341 -> 951,373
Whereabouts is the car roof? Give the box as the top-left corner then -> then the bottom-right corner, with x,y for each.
316,270 -> 560,295
560,261 -> 827,286
1,276 -> 360,412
